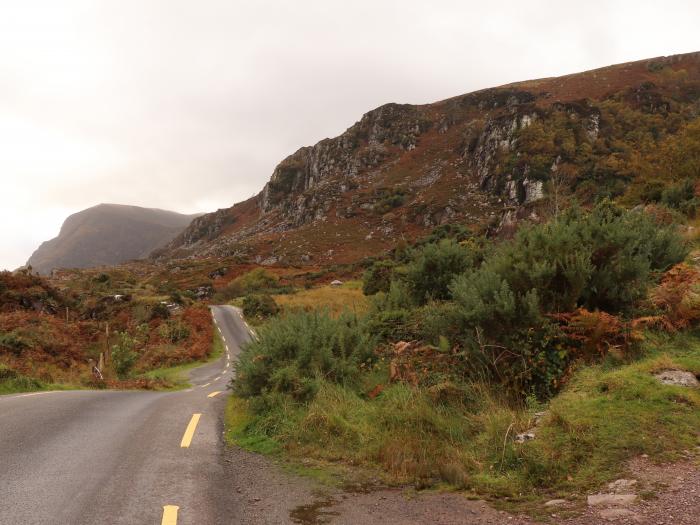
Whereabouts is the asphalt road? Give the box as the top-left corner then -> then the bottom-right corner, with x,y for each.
0,305 -> 254,525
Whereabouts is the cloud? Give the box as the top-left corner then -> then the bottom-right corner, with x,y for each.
1,0 -> 698,269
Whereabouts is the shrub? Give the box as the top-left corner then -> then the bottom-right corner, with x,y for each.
480,202 -> 687,314
233,311 -> 377,403
362,260 -> 395,295
242,294 -> 279,321
149,303 -> 170,320
111,332 -> 138,379
404,239 -> 475,304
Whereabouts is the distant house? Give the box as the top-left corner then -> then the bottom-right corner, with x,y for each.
330,279 -> 343,287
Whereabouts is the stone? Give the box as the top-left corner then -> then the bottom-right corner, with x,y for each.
515,431 -> 536,443
608,479 -> 638,493
587,493 -> 637,506
544,499 -> 566,507
654,370 -> 699,387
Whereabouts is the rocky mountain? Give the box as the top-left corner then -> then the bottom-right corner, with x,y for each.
28,204 -> 199,274
159,52 -> 700,266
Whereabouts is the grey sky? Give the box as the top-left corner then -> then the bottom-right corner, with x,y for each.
2,0 -> 699,270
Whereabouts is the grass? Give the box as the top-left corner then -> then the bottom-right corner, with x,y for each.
0,364 -> 73,395
140,329 -> 225,389
273,281 -> 368,317
224,329 -> 700,509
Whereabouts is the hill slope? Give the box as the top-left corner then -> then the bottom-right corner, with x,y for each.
159,52 -> 700,266
28,204 -> 198,274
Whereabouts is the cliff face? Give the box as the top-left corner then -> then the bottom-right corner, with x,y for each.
160,52 -> 700,265
28,204 -> 199,274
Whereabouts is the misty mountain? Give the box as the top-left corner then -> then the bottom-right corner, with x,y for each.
27,204 -> 199,274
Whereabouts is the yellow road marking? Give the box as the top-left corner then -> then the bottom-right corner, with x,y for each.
208,391 -> 222,398
161,505 -> 179,525
180,414 -> 201,448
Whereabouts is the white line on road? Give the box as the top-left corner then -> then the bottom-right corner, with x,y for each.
201,382 -> 211,388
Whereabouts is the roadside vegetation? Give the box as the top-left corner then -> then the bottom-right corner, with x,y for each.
0,267 -> 216,393
226,201 -> 700,506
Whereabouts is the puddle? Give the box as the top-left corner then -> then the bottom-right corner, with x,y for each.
289,496 -> 340,525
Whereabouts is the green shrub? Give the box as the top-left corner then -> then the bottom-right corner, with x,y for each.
242,294 -> 279,321
233,311 -> 377,403
111,332 -> 138,379
404,239 -> 475,304
362,260 -> 395,295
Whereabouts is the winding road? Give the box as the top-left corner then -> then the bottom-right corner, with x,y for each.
0,305 -> 252,525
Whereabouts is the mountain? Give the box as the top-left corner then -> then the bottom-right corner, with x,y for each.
27,204 -> 200,274
158,52 -> 700,266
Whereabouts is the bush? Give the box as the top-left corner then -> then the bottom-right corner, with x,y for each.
233,311 -> 377,403
404,239 -> 475,304
480,202 -> 687,314
242,294 -> 279,321
111,332 -> 138,379
362,260 -> 395,295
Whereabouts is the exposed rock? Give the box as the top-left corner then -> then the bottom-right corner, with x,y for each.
607,479 -> 638,493
544,499 -> 567,507
523,179 -> 544,203
515,431 -> 536,443
587,493 -> 637,506
654,369 -> 699,388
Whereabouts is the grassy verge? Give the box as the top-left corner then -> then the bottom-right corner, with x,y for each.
224,329 -> 700,509
140,328 -> 225,389
0,365 -> 74,395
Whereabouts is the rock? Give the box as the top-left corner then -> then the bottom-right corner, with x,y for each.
515,431 -> 536,443
330,280 -> 343,287
523,179 -> 544,203
654,370 -> 699,387
587,493 -> 637,506
608,479 -> 638,493
544,499 -> 567,507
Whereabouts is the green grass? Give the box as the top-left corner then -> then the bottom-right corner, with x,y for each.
0,364 -> 74,395
224,329 -> 700,508
140,329 -> 225,389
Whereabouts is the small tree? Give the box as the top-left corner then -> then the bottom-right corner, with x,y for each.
111,332 -> 138,379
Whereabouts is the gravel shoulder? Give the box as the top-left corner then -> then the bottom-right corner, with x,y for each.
217,435 -> 699,525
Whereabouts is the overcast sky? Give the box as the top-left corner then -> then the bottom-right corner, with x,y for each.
1,0 -> 699,270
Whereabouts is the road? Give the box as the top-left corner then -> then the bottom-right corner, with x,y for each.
0,305 -> 253,525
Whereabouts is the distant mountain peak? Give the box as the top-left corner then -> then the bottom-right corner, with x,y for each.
27,204 -> 200,274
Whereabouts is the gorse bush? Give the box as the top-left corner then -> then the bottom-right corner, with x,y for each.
233,310 -> 377,404
404,238 -> 476,304
242,294 -> 279,321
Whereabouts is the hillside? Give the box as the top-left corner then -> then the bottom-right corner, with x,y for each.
159,51 -> 700,265
27,204 -> 199,274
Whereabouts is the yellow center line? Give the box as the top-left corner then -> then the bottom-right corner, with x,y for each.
208,391 -> 222,398
161,505 -> 179,525
180,414 -> 201,448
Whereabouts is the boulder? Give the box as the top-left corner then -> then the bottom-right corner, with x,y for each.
654,370 -> 699,387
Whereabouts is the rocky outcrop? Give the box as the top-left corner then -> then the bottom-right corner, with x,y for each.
158,51 -> 700,265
